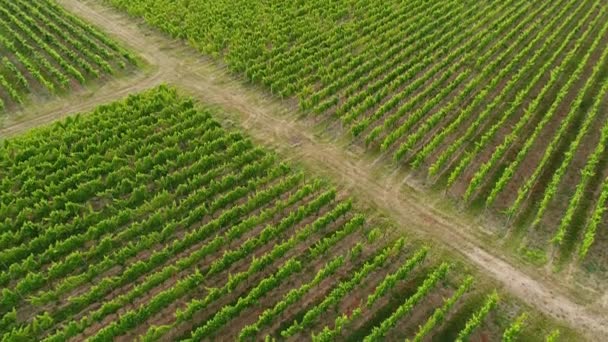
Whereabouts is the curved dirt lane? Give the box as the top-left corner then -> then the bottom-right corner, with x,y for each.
1,0 -> 606,339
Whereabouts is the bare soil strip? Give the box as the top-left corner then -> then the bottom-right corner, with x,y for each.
2,0 -> 607,339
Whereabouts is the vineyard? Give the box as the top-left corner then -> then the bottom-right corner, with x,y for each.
104,0 -> 608,266
0,86 -> 570,341
0,0 -> 136,114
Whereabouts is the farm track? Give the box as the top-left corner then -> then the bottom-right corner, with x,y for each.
1,0 -> 607,339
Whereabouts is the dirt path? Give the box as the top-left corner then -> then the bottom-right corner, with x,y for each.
2,0 -> 607,339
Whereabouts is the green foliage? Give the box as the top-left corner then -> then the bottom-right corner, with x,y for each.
455,291 -> 500,342
364,262 -> 451,341
0,0 -> 136,113
502,312 -> 528,342
545,329 -> 560,342
410,276 -> 474,342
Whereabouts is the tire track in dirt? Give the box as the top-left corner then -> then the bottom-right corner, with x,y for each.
1,0 -> 607,339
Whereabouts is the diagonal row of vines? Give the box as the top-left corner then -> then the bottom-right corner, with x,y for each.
105,0 -> 608,264
0,86 -> 565,341
0,0 -> 137,113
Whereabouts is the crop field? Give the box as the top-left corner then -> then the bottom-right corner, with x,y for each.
104,0 -> 608,266
0,0 -> 136,114
2,0 -> 608,340
0,86 -> 568,341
